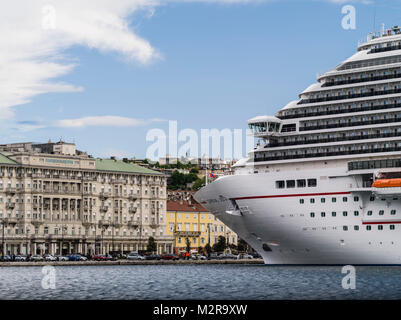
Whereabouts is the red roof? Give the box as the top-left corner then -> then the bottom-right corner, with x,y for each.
167,200 -> 209,212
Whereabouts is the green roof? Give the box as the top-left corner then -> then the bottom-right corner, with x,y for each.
95,159 -> 161,175
0,153 -> 17,165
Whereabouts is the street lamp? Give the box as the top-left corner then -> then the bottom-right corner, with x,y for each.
1,218 -> 6,257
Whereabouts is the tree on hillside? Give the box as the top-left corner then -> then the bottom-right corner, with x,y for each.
213,236 -> 227,253
147,236 -> 157,253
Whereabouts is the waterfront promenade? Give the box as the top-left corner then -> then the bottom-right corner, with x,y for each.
0,258 -> 263,267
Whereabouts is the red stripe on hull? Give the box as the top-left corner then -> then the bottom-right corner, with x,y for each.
363,221 -> 401,225
234,191 -> 351,201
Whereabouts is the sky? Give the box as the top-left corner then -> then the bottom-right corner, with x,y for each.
2,0 -> 401,160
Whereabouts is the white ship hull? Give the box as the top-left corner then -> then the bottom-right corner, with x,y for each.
194,165 -> 401,265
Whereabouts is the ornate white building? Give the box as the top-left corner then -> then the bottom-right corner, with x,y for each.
0,141 -> 173,256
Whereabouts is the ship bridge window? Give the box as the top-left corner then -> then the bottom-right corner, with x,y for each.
286,180 -> 295,188
297,179 -> 306,188
307,179 -> 317,187
276,181 -> 285,189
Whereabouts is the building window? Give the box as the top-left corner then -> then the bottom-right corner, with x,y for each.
307,179 -> 317,187
286,180 -> 295,188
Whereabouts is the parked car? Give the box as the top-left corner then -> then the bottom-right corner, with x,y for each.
92,254 -> 112,261
14,255 -> 27,262
208,253 -> 218,259
29,255 -> 44,261
0,255 -> 12,261
67,254 -> 82,261
237,253 -> 253,260
161,254 -> 179,261
191,254 -> 207,260
44,254 -> 57,261
144,254 -> 161,260
249,252 -> 262,259
218,253 -> 237,260
127,252 -> 145,260
55,255 -> 69,261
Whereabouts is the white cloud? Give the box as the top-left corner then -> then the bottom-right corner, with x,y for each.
0,0 -> 262,122
55,115 -> 166,128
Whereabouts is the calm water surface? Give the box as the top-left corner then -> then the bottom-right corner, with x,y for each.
0,265 -> 400,300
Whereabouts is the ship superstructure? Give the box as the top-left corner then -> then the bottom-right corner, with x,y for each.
195,26 -> 401,264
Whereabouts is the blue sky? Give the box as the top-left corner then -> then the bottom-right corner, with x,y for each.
3,0 -> 401,159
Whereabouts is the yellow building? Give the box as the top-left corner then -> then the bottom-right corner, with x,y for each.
166,199 -> 238,254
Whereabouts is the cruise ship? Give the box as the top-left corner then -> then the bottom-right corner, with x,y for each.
194,26 -> 401,265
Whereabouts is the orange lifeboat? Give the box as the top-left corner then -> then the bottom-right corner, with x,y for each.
372,179 -> 401,188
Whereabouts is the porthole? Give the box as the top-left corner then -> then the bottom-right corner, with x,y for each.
378,225 -> 383,230
354,211 -> 359,216
367,210 -> 372,216
310,198 -> 315,204
262,243 -> 272,252
343,211 -> 348,216
354,196 -> 359,202
366,225 -> 372,231
321,212 -> 326,217
390,225 -> 395,230
343,226 -> 348,231
379,210 -> 384,215
343,197 -> 348,202
321,198 -> 325,203
332,198 -> 336,203
310,212 -> 315,218
332,212 -> 336,217
300,199 -> 304,204
354,225 -> 359,230
391,210 -> 396,215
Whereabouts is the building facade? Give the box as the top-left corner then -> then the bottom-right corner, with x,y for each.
166,197 -> 238,254
0,141 -> 174,256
